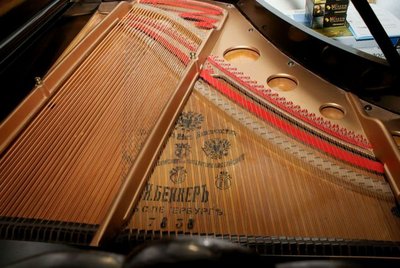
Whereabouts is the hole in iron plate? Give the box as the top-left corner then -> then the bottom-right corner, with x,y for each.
319,104 -> 345,120
223,46 -> 260,62
267,75 -> 298,91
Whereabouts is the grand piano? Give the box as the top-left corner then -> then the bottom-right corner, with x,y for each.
0,0 -> 399,266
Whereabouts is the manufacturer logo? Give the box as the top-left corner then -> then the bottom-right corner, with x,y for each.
215,171 -> 232,190
169,166 -> 187,184
176,111 -> 204,131
174,143 -> 191,159
202,138 -> 231,160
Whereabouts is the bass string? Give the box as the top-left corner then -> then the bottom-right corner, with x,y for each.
0,9 -> 145,220
0,4 -> 197,226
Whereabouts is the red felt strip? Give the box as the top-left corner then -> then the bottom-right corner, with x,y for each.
128,22 -> 190,65
140,0 -> 223,29
200,69 -> 384,174
207,57 -> 372,149
126,14 -> 198,52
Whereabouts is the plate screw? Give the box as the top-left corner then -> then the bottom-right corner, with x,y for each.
364,105 -> 372,111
